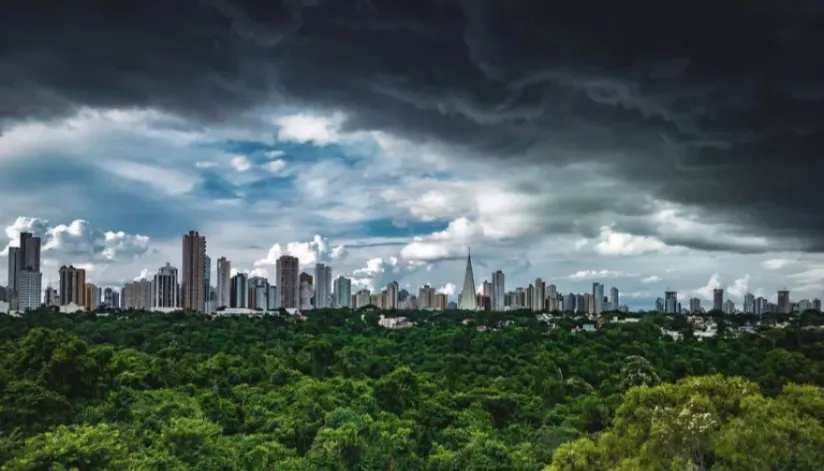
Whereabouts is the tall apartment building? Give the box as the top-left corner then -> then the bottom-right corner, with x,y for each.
490,271 -> 505,311
181,230 -> 207,312
591,283 -> 604,314
7,247 -> 19,294
84,283 -> 99,311
385,281 -> 399,310
19,232 -> 41,272
743,293 -> 755,314
267,285 -> 279,310
533,278 -> 546,312
122,279 -> 152,310
333,276 -> 352,308
215,257 -> 231,308
59,265 -> 86,306
17,270 -> 42,311
276,255 -> 300,309
664,290 -> 678,314
689,297 -> 702,314
314,263 -> 332,308
713,289 -> 724,311
418,285 -> 436,310
249,276 -> 268,310
610,287 -> 619,311
230,273 -> 249,308
44,286 -> 59,306
153,263 -> 179,309
777,290 -> 791,314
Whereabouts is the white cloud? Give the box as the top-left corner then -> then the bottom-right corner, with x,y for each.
195,161 -> 219,169
563,269 -> 634,281
230,155 -> 252,172
265,150 -> 285,158
263,159 -> 286,174
762,258 -> 793,270
274,112 -> 345,145
134,268 -> 152,280
2,217 -> 150,262
252,235 -> 348,277
594,225 -> 673,256
641,275 -> 661,284
438,283 -> 456,296
101,161 -> 197,195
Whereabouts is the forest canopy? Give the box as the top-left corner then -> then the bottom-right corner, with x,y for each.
0,308 -> 822,470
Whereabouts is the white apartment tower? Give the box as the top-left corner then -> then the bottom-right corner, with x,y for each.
17,270 -> 42,311
314,263 -> 332,309
153,263 -> 179,309
333,276 -> 352,308
491,270 -> 505,311
533,278 -> 546,312
216,257 -> 231,309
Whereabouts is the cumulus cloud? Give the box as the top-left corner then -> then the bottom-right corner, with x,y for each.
593,225 -> 674,256
263,159 -> 286,174
349,256 -> 424,292
438,283 -> 456,296
640,275 -> 661,284
253,235 -> 348,274
2,217 -> 150,263
692,273 -> 755,301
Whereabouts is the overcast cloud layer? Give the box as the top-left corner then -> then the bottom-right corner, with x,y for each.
1,0 -> 823,307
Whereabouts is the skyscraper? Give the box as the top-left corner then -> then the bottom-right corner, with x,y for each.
59,265 -> 86,306
591,282 -> 604,314
491,270 -> 505,311
7,247 -> 19,294
230,273 -> 248,308
777,289 -> 791,314
458,249 -> 478,311
215,257 -> 231,308
204,255 -> 211,297
314,263 -> 332,308
153,263 -> 179,309
19,232 -> 41,272
533,278 -> 546,312
386,281 -> 399,310
17,270 -> 41,311
610,287 -> 619,311
664,290 -> 678,314
276,255 -> 300,309
181,230 -> 207,312
333,276 -> 352,308
713,288 -> 724,311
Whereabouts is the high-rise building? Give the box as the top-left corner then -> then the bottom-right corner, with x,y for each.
314,263 -> 332,309
17,270 -> 42,311
333,276 -> 352,308
267,285 -> 279,310
814,298 -> 822,312
7,247 -> 19,295
713,289 -> 724,311
418,285 -> 436,310
743,293 -> 755,314
84,283 -> 99,311
122,279 -> 152,310
386,281 -> 399,310
664,291 -> 678,314
689,297 -> 702,314
723,299 -> 735,314
435,293 -> 448,310
249,277 -> 268,310
44,286 -> 59,306
276,255 -> 300,309
19,232 -> 41,271
204,255 -> 211,299
181,230 -> 207,312
59,265 -> 86,306
610,287 -> 619,312
591,283 -> 604,314
533,278 -> 546,313
230,273 -> 249,308
777,290 -> 791,314
491,270 -> 505,311
457,249 -> 478,311
299,272 -> 313,310
215,257 -> 231,308
153,263 -> 179,309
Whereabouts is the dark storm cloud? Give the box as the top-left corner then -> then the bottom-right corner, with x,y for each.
2,0 -> 824,252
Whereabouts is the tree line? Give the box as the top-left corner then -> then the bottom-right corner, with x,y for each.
0,308 -> 822,470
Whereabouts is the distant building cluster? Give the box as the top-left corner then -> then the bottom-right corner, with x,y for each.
0,229 -> 821,316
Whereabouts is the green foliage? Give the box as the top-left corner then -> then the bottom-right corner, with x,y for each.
0,308 -> 822,470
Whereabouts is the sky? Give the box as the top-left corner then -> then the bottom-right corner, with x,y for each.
1,1 -> 823,309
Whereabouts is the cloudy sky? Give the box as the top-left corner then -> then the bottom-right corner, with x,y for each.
1,1 -> 823,309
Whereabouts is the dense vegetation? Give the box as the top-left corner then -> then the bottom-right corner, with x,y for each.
0,308 -> 823,470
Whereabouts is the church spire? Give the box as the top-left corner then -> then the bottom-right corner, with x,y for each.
458,248 -> 478,311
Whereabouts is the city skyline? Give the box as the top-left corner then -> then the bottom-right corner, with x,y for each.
1,225 -> 819,313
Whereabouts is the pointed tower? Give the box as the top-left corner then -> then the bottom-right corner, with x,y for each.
458,248 -> 478,311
